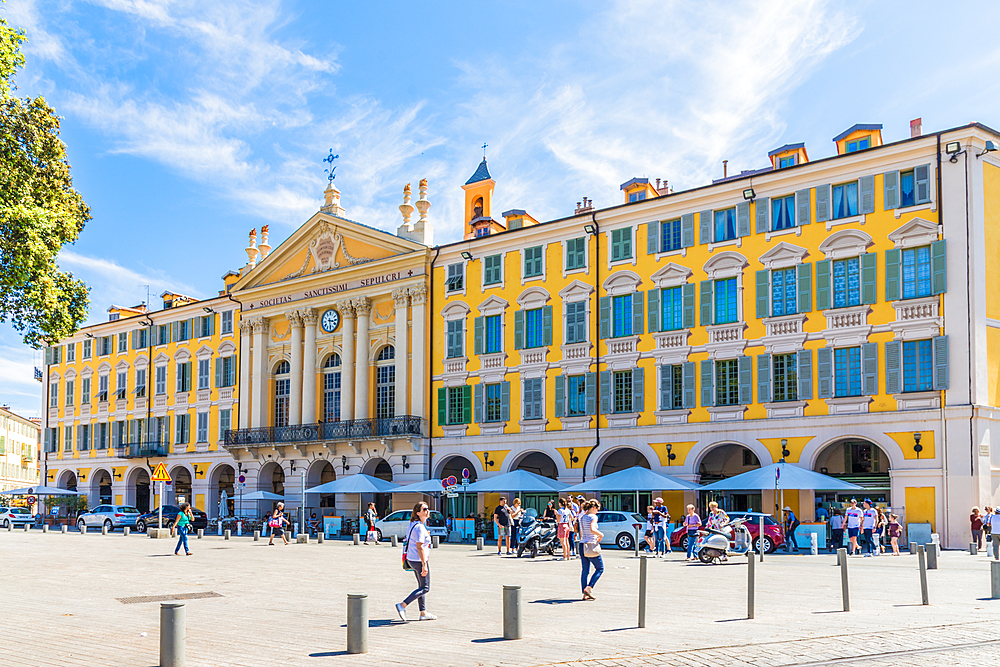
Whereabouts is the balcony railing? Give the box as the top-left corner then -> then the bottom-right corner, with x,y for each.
118,441 -> 169,458
224,416 -> 426,449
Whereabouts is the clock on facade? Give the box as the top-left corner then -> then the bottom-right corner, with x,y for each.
321,308 -> 340,333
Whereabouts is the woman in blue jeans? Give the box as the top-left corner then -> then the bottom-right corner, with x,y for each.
684,504 -> 701,561
171,503 -> 193,556
578,499 -> 604,600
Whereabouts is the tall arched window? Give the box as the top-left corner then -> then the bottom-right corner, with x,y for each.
273,360 -> 290,427
375,346 -> 395,420
323,354 -> 341,422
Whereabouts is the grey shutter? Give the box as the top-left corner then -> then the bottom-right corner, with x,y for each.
931,240 -> 947,295
862,342 -> 878,396
599,296 -> 611,340
757,354 -> 772,404
632,367 -> 644,413
208,314 -> 215,336
542,306 -> 553,346
859,175 -> 875,214
755,197 -> 770,234
700,360 -> 715,407
682,362 -> 696,409
738,356 -> 753,405
797,349 -> 813,400
885,341 -> 901,394
215,358 -> 222,388
797,262 -> 812,313
932,335 -> 949,390
755,270 -> 770,319
632,293 -> 644,335
796,189 -> 811,226
736,202 -> 750,237
659,364 -> 672,410
700,280 -> 713,326
699,210 -> 712,245
474,316 -> 483,355
679,283 -> 694,328
647,289 -> 661,333
815,184 -> 831,222
816,260 -> 831,310
885,249 -> 901,301
622,229 -> 632,259
599,371 -> 612,414
45,347 -> 51,365
513,310 -> 524,350
681,213 -> 695,248
647,220 -> 660,254
554,375 -> 565,418
817,347 -> 833,399
585,372 -> 597,415
883,170 -> 899,209
474,384 -> 483,423
860,253 -> 877,304
171,321 -> 178,342
915,164 -> 931,204
500,381 -> 510,421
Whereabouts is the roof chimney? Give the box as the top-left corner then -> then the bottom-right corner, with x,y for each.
723,160 -> 728,178
910,118 -> 922,138
575,197 -> 594,215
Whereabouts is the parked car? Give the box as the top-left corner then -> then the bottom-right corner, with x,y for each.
0,506 -> 34,528
135,506 -> 208,533
77,505 -> 141,532
594,511 -> 645,550
372,509 -> 447,541
671,511 -> 785,554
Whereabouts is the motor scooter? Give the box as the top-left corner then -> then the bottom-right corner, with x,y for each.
516,509 -> 558,558
693,518 -> 753,564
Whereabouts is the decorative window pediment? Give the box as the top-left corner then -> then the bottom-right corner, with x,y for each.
703,251 -> 747,279
758,242 -> 809,270
64,368 -> 77,380
134,356 -> 149,369
48,371 -> 62,381
195,345 -> 213,359
650,262 -> 693,289
80,366 -> 93,378
818,229 -> 873,259
97,361 -> 112,373
115,359 -> 130,372
174,348 -> 192,363
887,216 -> 939,249
442,301 -> 471,321
517,286 -> 550,310
558,279 -> 594,303
218,340 -> 237,355
477,295 -> 509,317
153,352 -> 170,365
602,269 -> 642,296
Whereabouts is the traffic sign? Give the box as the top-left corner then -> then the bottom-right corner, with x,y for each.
445,475 -> 458,487
461,468 -> 470,479
151,463 -> 171,482
446,492 -> 459,498
26,495 -> 36,505
238,475 -> 246,484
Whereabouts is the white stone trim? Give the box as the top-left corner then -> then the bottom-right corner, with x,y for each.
479,423 -> 506,436
441,425 -> 468,437
825,396 -> 871,414
764,400 -> 806,419
560,415 -> 592,430
763,226 -> 803,243
650,262 -> 692,289
887,217 -> 940,249
655,409 -> 690,425
481,250 -> 507,292
476,295 -> 508,318
477,352 -> 507,384
761,314 -> 808,354
606,412 -> 639,427
707,405 -> 745,421
520,243 -> 546,286
824,214 -> 867,231
604,335 -> 641,370
602,270 -> 642,296
893,202 -> 936,219
560,236 -> 591,280
894,391 -> 941,411
758,242 -> 809,270
703,251 -> 747,279
818,229 -> 873,259
516,286 -> 550,310
822,306 -> 872,347
519,419 -> 548,433
651,330 -> 691,366
890,297 -> 943,340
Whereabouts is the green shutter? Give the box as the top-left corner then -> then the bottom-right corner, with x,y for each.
796,262 -> 812,313
647,220 -> 659,254
681,213 -> 695,247
932,336 -> 949,390
816,260 -> 831,310
632,292 -> 644,335
437,388 -> 446,426
610,231 -> 620,262
599,371 -> 612,415
885,341 -> 901,394
915,164 -> 931,204
817,348 -> 832,399
469,317 -> 479,356
209,314 -> 215,336
659,365 -> 672,410
736,202 -> 750,237
584,372 -> 597,415
622,228 -> 631,258
474,384 -> 483,423
757,354 -> 771,404
815,185 -> 831,222
699,210 -> 712,245
755,270 -> 770,319
931,240 -> 947,295
215,358 -> 222,388
462,385 -> 472,424
554,375 -> 565,418
700,360 -> 714,407
171,321 -> 178,342
797,350 -> 813,400
513,311 -> 524,350
885,248 -> 901,301
632,367 -> 644,413
862,342 -> 878,396
796,189 -> 811,226
45,347 -> 51,366
738,356 -> 753,405
859,175 -> 875,214
542,306 -> 553,346
755,197 -> 769,234
500,381 -> 510,421
700,280 -> 713,326
682,361 -> 696,409
860,253 -> 877,304
682,283 -> 695,328
883,171 -> 899,209
599,296 -> 611,340
647,288 -> 661,333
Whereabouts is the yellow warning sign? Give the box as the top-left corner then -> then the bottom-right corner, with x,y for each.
151,462 -> 171,483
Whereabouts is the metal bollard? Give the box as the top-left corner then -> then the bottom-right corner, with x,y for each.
353,533 -> 360,545
502,585 -> 522,640
61,525 -> 67,534
6,523 -> 11,532
317,532 -> 324,544
991,561 -> 1000,599
253,530 -> 260,542
747,552 -> 755,619
634,526 -> 640,558
971,543 -> 978,556
217,523 -> 222,536
432,535 -> 440,549
759,517 -> 765,562
80,525 -> 86,535
159,602 -> 185,667
196,529 -> 203,540
638,555 -> 648,628
838,548 -> 850,612
237,520 -> 242,537
391,534 -> 398,547
347,594 -> 368,654
476,536 -> 484,551
42,524 -> 49,533
293,522 -> 299,539
102,524 -> 108,536
909,541 -> 917,554
918,545 -> 929,605
123,527 -> 130,537
224,529 -> 231,541
925,543 -> 938,570
810,533 -> 818,556
24,523 -> 31,531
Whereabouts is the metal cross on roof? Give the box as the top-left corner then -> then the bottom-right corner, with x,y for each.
323,149 -> 339,182
482,142 -> 488,158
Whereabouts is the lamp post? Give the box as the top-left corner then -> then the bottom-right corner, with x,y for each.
913,432 -> 923,459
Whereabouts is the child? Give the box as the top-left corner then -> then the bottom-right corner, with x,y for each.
887,513 -> 901,555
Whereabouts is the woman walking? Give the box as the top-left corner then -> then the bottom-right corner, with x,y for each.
684,504 -> 701,561
171,503 -> 194,556
579,499 -> 604,600
875,507 -> 887,555
887,513 -> 902,555
364,502 -> 379,544
971,507 -> 984,550
396,502 -> 436,621
557,498 -> 573,560
268,502 -> 289,546
510,498 -> 524,550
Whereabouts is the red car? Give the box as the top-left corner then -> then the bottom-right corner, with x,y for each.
670,511 -> 785,554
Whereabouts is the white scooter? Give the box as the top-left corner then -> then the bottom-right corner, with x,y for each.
693,518 -> 753,564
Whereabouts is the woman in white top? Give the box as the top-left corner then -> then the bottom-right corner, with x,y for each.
579,499 -> 604,600
557,498 -> 573,560
396,503 -> 436,621
509,498 -> 524,551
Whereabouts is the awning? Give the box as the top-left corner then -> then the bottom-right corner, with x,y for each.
3,486 -> 83,496
305,473 -> 401,495
462,469 -> 568,493
393,479 -> 449,494
562,466 -> 698,493
699,463 -> 864,492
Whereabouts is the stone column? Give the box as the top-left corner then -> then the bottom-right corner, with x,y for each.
392,288 -> 410,416
409,285 -> 427,419
338,302 -> 356,422
250,317 -> 269,428
301,309 -> 318,424
238,320 -> 253,429
286,310 -> 304,426
354,297 -> 372,420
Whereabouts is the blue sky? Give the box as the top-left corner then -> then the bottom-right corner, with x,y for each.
2,0 -> 998,416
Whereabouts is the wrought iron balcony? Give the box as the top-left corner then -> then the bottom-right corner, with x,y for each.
223,416 -> 425,449
117,441 -> 169,458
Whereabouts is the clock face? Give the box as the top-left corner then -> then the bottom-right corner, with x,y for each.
321,309 -> 340,333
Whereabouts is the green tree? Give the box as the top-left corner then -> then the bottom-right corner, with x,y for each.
0,7 -> 89,348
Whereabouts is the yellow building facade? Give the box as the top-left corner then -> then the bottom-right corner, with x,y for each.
0,407 -> 40,495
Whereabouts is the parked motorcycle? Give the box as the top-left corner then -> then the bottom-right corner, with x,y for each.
693,518 -> 753,564
516,509 -> 558,558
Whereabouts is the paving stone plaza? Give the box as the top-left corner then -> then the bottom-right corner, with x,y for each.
4,529 -> 1000,666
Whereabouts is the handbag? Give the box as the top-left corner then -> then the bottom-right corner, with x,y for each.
583,542 -> 602,558
402,523 -> 417,571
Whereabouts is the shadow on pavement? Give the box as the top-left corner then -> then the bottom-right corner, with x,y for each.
529,598 -> 581,604
309,650 -> 352,657
338,619 -> 406,628
471,637 -> 507,643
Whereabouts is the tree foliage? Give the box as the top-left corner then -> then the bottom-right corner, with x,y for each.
0,8 -> 89,348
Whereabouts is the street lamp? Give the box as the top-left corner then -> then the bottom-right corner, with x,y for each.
913,432 -> 923,458
342,455 -> 351,473
567,448 -> 579,467
483,452 -> 495,469
666,443 -> 676,463
781,439 -> 790,461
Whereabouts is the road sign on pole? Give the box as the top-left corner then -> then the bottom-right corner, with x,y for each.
151,463 -> 171,483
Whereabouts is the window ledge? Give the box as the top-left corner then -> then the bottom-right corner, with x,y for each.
654,247 -> 688,261
652,330 -> 691,365
704,322 -> 746,359
764,226 -> 802,242
604,335 -> 641,370
824,214 -> 866,231
517,347 -> 549,367
605,412 -> 639,428
608,256 -> 636,270
825,396 -> 871,414
893,201 -> 935,219
764,400 -> 807,419
707,405 -> 745,421
441,425 -> 468,438
478,422 -> 507,436
477,352 -> 507,383
519,419 -> 548,433
822,306 -> 872,347
761,315 -> 807,354
708,238 -> 742,252
521,274 -> 545,285
559,415 -> 592,430
893,391 -> 940,411
654,409 -> 690,425
890,297 -> 942,340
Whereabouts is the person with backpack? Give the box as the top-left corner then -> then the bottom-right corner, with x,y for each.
396,502 -> 436,621
782,506 -> 800,553
268,502 -> 289,546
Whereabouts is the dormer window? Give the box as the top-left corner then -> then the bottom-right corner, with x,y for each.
778,155 -> 797,169
628,191 -> 646,203
475,227 -> 491,238
846,137 -> 870,153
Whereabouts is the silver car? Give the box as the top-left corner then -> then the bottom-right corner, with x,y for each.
0,506 -> 34,528
77,505 -> 141,532
372,509 -> 448,541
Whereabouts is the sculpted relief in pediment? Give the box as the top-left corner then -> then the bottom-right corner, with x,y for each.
284,223 -> 374,279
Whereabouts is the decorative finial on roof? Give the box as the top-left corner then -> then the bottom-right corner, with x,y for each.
482,142 -> 488,159
323,148 -> 339,182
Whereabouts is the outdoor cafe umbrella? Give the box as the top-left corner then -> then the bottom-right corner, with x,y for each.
394,479 -> 448,494
462,469 -> 568,494
219,489 -> 229,519
3,486 -> 83,496
233,490 -> 285,518
305,473 -> 402,520
562,466 -> 699,512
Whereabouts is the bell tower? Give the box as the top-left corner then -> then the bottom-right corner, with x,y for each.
462,157 -> 501,239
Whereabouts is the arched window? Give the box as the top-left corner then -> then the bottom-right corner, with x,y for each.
375,345 -> 395,420
273,361 -> 290,427
323,354 -> 341,422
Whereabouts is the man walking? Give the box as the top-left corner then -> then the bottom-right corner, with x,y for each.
782,506 -> 800,553
845,499 -> 863,555
493,497 -> 511,555
861,499 -> 878,557
829,510 -> 845,553
652,498 -> 669,556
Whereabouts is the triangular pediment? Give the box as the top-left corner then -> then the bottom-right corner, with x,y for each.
558,279 -> 594,301
650,262 -> 693,288
758,242 -> 809,270
888,217 -> 939,248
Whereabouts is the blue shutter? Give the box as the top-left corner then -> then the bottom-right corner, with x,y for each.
797,263 -> 812,313
755,197 -> 770,234
542,306 -> 553,346
513,310 -> 524,350
500,381 -> 510,421
700,280 -> 713,326
885,341 -> 901,394
585,372 -> 597,415
757,354 -> 771,404
862,342 -> 878,396
659,365 -> 672,410
681,213 -> 695,248
647,289 -> 661,333
632,292 -> 644,335
682,283 -> 696,328
215,358 -> 222,388
755,270 -> 770,319
554,375 -> 565,418
632,367 -> 644,413
932,336 -> 949,390
885,249 -> 901,301
682,362 -> 696,409
883,171 -> 899,210
700,360 -> 714,407
796,189 -> 811,226
699,210 -> 712,244
817,348 -> 833,399
170,321 -> 178,342
915,164 -> 931,204
815,185 -> 831,222
738,356 -> 753,405
462,385 -> 472,424
599,371 -> 612,414
859,175 -> 875,214
737,202 -> 750,237
931,240 -> 947,295
860,253 -> 877,305
647,221 -> 660,254
599,297 -> 611,340
474,384 -> 483,423
816,260 -> 831,310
